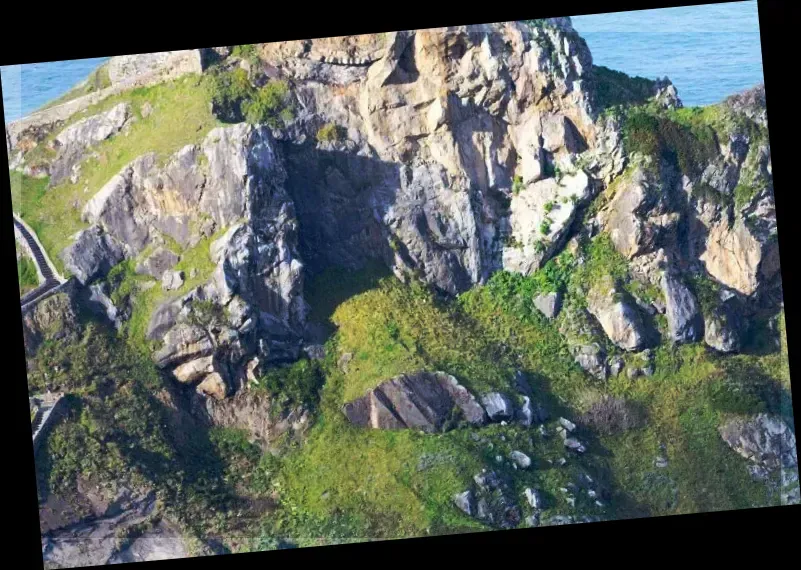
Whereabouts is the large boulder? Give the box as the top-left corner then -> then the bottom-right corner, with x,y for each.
135,247 -> 179,279
587,277 -> 649,351
700,217 -> 779,297
60,226 -> 125,284
719,414 -> 798,503
661,271 -> 702,343
342,371 -> 488,432
599,164 -> 679,260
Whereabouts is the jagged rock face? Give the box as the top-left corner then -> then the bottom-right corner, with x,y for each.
703,290 -> 743,353
661,271 -> 702,343
69,123 -> 306,389
719,414 -> 799,504
49,102 -> 132,186
197,389 -> 311,452
700,216 -> 778,297
60,226 -> 125,285
277,20 -> 603,293
600,164 -> 679,261
723,84 -> 767,129
503,171 -> 593,275
586,277 -> 649,351
342,371 -> 488,432
21,288 -> 82,357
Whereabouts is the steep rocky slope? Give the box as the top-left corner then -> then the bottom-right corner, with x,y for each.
8,16 -> 796,562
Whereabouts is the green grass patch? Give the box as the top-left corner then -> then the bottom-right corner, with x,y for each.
589,65 -> 657,115
17,251 -> 39,295
13,76 -> 222,275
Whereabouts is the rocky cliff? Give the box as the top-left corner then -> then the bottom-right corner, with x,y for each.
10,17 -> 794,559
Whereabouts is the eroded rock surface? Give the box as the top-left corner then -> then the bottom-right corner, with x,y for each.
343,371 -> 488,432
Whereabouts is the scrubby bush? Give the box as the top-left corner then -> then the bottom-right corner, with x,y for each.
316,123 -> 345,143
512,175 -> 524,195
242,80 -> 295,128
580,395 -> 645,435
259,359 -> 324,410
622,106 -> 718,177
206,68 -> 254,123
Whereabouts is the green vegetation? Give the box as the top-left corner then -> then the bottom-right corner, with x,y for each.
512,175 -> 524,195
257,359 -> 325,412
106,226 -> 226,354
316,123 -> 346,144
17,250 -> 39,295
590,65 -> 657,115
206,67 -> 294,128
621,105 -> 718,177
242,81 -> 294,128
231,44 -> 260,65
11,76 -> 222,275
539,217 -> 552,235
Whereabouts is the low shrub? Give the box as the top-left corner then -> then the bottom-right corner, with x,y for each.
580,395 -> 645,435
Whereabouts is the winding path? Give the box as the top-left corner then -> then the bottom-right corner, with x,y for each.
14,214 -> 68,310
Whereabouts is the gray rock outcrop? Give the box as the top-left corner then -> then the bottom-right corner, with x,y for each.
661,271 -> 702,343
587,277 -> 649,351
342,371 -> 488,432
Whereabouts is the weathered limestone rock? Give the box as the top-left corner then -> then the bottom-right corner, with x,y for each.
524,487 -> 543,510
700,217 -> 778,296
510,451 -> 532,469
719,414 -> 797,473
106,51 -> 204,86
342,371 -> 488,432
135,247 -> 179,279
503,171 -> 593,275
172,356 -> 215,384
60,226 -> 126,284
196,372 -> 228,400
587,277 -> 648,351
661,271 -> 702,343
533,290 -> 562,319
49,103 -> 131,186
161,269 -> 184,291
719,414 -> 798,503
153,324 -> 214,369
481,392 -> 515,422
600,165 -> 678,260
54,103 -> 131,148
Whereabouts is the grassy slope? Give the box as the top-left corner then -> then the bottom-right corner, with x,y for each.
17,247 -> 39,295
9,74 -> 222,276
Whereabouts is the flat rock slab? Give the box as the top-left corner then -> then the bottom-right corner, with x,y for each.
342,371 -> 488,432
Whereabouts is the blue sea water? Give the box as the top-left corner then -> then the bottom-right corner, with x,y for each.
572,1 -> 764,107
0,2 -> 763,123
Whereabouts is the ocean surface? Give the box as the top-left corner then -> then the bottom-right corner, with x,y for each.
1,1 -> 763,123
